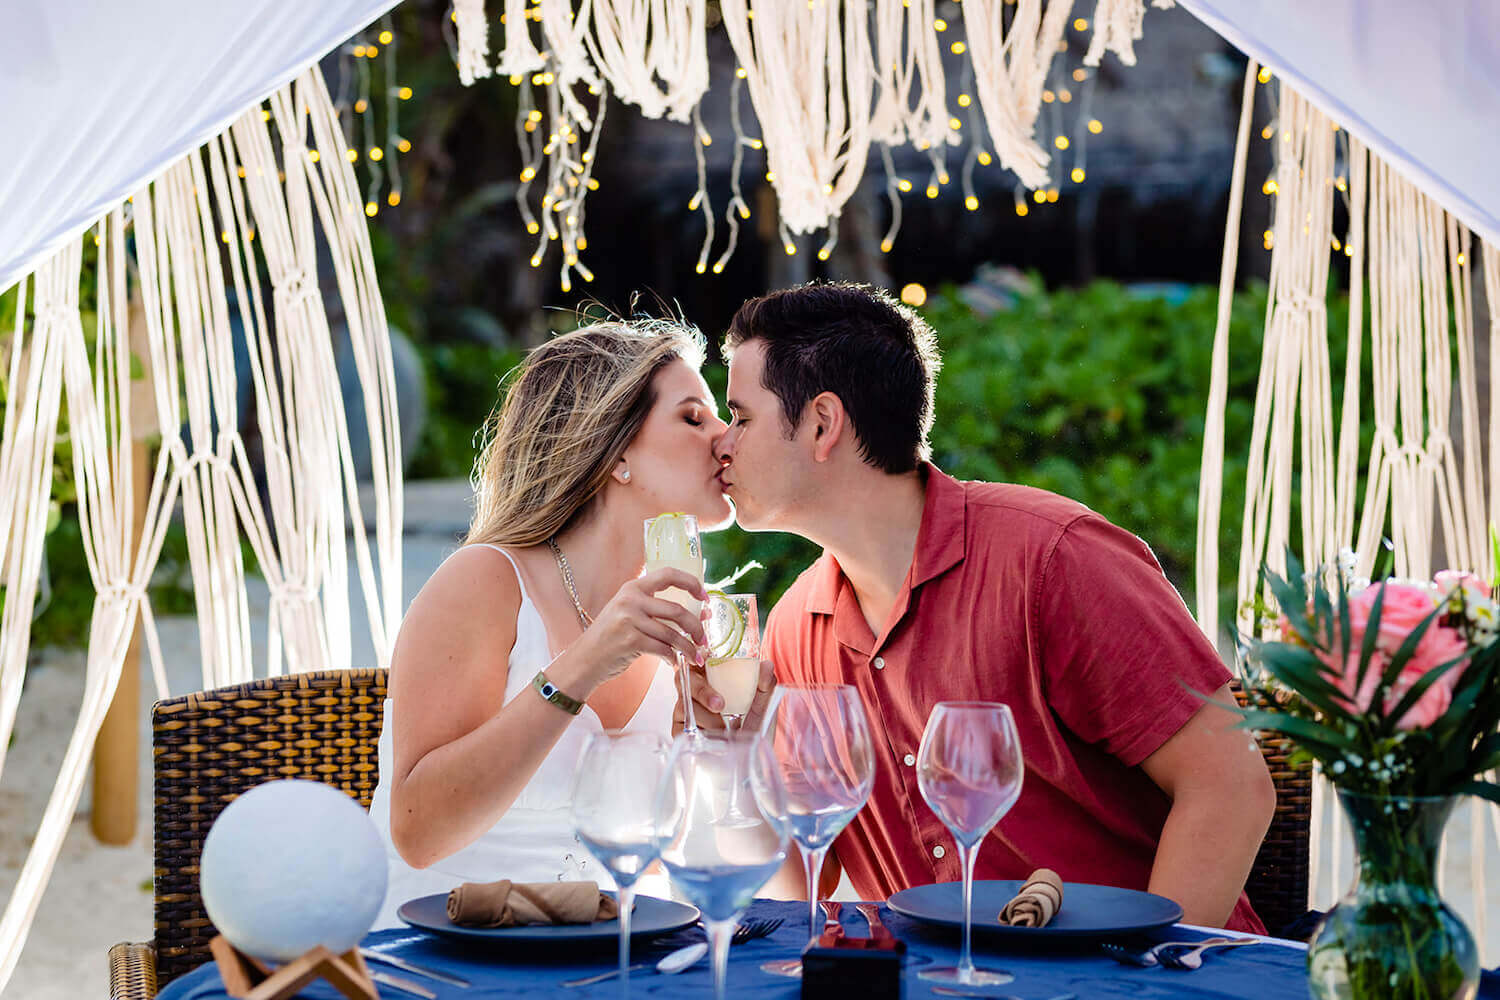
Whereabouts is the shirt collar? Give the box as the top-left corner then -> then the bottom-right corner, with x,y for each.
910,463 -> 967,588
805,462 -> 968,615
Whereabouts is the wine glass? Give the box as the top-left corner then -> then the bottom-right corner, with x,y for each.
757,684 -> 876,978
703,593 -> 761,732
644,513 -> 705,738
571,731 -> 671,997
916,701 -> 1024,987
655,733 -> 790,1000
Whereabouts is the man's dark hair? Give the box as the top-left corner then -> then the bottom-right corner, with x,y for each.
724,282 -> 942,474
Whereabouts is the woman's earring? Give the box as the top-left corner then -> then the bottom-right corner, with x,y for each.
621,468 -> 631,483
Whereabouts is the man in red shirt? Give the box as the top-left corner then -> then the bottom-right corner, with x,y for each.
709,282 -> 1274,933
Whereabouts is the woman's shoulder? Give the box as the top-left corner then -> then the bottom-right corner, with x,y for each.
400,543 -> 529,641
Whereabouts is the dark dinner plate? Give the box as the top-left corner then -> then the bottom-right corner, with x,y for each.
887,880 -> 1183,939
397,892 -> 700,943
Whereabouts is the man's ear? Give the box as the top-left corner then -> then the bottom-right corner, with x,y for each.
807,392 -> 846,463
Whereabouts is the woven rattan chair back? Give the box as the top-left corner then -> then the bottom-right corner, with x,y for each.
1237,687 -> 1313,936
150,668 -> 387,986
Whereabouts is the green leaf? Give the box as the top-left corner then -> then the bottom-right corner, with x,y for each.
1354,584 -> 1385,700
1454,780 -> 1500,806
1251,643 -> 1353,718
1235,708 -> 1356,755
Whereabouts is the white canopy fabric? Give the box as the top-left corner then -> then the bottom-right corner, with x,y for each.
1176,0 -> 1500,249
0,0 -> 401,295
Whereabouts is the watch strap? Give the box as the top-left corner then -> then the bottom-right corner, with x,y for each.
531,669 -> 585,716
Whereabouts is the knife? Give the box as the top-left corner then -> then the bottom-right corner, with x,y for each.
369,968 -> 439,999
360,947 -> 471,988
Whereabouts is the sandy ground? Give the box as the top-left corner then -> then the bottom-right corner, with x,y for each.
3,479 -> 1498,998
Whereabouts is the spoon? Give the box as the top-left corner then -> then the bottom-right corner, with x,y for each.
560,941 -> 709,987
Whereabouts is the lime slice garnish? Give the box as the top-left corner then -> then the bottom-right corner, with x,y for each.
705,590 -> 746,661
646,512 -> 693,563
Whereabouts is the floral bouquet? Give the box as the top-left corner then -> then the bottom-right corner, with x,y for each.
1236,550 -> 1500,1000
1238,551 -> 1500,802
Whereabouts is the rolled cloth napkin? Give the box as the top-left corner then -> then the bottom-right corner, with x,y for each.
447,879 -> 620,927
998,869 -> 1064,927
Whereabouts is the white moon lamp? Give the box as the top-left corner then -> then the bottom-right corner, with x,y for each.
200,779 -> 388,963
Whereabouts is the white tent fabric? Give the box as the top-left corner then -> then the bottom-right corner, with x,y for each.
0,0 -> 401,296
1175,0 -> 1500,249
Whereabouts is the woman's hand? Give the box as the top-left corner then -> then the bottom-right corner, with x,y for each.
675,658 -> 777,734
570,567 -> 708,688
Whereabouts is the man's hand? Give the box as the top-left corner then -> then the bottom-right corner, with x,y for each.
672,659 -> 777,734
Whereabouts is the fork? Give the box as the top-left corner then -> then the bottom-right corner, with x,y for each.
1100,937 -> 1239,967
1157,937 -> 1259,970
730,916 -> 784,943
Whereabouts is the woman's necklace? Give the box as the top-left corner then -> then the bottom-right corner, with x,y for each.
546,536 -> 594,628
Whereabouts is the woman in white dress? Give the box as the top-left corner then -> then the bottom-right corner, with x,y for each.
368,319 -> 748,927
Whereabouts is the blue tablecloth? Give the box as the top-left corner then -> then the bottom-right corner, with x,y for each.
157,899 -> 1500,999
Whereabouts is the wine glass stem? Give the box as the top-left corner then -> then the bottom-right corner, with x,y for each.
803,843 -> 829,947
616,883 -> 635,996
676,651 -> 699,736
956,839 -> 978,983
706,917 -> 736,1000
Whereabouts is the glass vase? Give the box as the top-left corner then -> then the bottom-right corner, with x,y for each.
1307,790 -> 1479,1000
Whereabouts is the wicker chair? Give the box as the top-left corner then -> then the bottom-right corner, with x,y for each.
1241,716 -> 1315,937
108,668 -> 387,1000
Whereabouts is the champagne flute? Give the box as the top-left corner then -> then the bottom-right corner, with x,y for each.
571,731 -> 671,997
703,593 -> 761,732
757,684 -> 876,978
643,513 -> 705,738
655,733 -> 790,1000
916,702 -> 1024,987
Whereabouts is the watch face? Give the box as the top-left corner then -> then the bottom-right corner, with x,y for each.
541,682 -> 558,698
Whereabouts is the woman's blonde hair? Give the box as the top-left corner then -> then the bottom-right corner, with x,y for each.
467,319 -> 707,546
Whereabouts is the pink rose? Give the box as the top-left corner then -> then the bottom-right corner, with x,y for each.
1329,582 -> 1468,728
1346,583 -> 1440,653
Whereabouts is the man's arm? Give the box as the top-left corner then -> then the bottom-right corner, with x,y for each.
1138,684 -> 1275,927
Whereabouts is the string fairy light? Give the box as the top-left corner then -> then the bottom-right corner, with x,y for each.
441,0 -> 1149,284
331,14 -> 409,216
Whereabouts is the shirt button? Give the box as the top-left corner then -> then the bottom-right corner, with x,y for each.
932,845 -> 946,859
873,656 -> 886,670
903,753 -> 916,766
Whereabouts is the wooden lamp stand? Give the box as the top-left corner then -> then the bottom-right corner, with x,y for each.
210,935 -> 378,1000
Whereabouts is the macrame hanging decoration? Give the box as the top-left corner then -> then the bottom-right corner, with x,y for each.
586,0 -> 708,123
719,0 -> 875,257
0,66 -> 403,989
584,0 -> 715,273
1196,76 -> 1500,962
870,0 -> 953,156
1084,0 -> 1176,68
963,0 -> 1075,191
448,0 -> 1159,283
453,0 -> 498,84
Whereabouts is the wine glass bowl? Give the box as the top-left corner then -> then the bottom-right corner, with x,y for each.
757,684 -> 876,977
703,593 -> 761,729
643,513 -> 705,736
571,731 -> 672,996
655,734 -> 790,1000
914,701 -> 1023,987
